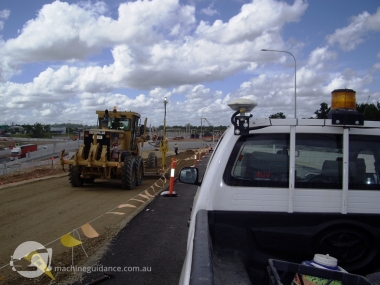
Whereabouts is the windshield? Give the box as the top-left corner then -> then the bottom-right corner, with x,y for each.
110,118 -> 131,130
98,118 -> 131,130
10,149 -> 20,156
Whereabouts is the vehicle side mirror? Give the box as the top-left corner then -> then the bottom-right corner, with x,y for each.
178,167 -> 200,185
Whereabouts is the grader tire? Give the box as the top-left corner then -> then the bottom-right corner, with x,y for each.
69,165 -> 84,187
147,152 -> 158,168
122,157 -> 136,190
135,156 -> 144,186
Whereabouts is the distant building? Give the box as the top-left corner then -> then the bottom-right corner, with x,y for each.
50,127 -> 66,134
8,125 -> 24,133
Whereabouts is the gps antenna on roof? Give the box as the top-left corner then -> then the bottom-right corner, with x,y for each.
228,98 -> 258,135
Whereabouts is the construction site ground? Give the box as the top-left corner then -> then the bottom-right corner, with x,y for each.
0,149 -> 198,285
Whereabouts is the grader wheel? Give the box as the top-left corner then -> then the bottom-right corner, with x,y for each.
147,152 -> 158,168
69,165 -> 84,187
135,156 -> 144,186
122,157 -> 136,190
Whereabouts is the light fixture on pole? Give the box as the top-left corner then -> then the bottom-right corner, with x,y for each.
261,49 -> 297,118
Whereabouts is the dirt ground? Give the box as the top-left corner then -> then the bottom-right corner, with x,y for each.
0,150 -> 198,285
0,168 -> 64,186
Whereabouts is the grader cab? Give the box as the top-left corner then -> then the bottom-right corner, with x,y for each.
59,107 -> 154,190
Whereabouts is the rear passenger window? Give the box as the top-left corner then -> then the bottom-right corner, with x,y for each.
223,134 -> 290,188
295,134 -> 343,189
349,135 -> 380,190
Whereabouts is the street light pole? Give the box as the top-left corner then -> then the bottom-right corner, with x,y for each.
69,120 -> 84,148
261,49 -> 297,118
160,97 -> 169,169
200,118 -> 203,141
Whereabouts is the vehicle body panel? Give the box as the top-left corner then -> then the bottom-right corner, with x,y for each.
10,144 -> 37,160
179,116 -> 380,284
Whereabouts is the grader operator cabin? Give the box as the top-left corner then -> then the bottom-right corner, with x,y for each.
59,107 -> 158,190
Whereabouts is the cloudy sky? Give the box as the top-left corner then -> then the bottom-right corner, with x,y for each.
0,0 -> 379,127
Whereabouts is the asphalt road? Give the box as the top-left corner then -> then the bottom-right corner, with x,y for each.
73,156 -> 210,285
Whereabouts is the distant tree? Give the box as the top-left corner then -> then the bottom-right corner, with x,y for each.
43,125 -> 51,133
269,112 -> 286,119
356,103 -> 380,121
31,123 -> 49,138
314,102 -> 330,119
21,124 -> 34,134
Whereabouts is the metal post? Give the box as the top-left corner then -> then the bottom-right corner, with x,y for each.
77,127 -> 79,148
200,118 -> 203,140
261,49 -> 297,118
212,125 -> 214,145
160,97 -> 168,169
69,120 -> 84,148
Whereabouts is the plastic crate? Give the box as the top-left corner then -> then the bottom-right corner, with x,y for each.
266,259 -> 373,285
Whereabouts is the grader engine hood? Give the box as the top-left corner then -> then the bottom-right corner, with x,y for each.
83,130 -> 126,162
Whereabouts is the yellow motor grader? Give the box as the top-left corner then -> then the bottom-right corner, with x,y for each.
59,107 -> 157,190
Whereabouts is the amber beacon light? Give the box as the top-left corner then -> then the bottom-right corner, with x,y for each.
328,89 -> 364,125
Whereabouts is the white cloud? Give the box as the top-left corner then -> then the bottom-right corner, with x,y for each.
0,0 -> 306,88
0,0 -> 378,127
0,0 -> 196,80
0,9 -> 10,33
200,3 -> 219,16
0,9 -> 10,19
234,44 -> 374,120
373,63 -> 380,70
195,0 -> 307,44
327,7 -> 380,51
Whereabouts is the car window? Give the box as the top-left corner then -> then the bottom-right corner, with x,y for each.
349,135 -> 380,190
224,132 -> 380,190
295,134 -> 343,189
223,133 -> 290,188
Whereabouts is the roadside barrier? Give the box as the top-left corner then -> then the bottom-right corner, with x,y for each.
0,157 -> 62,178
161,158 -> 179,197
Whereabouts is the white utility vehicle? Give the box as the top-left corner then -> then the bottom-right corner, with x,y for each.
178,89 -> 380,285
